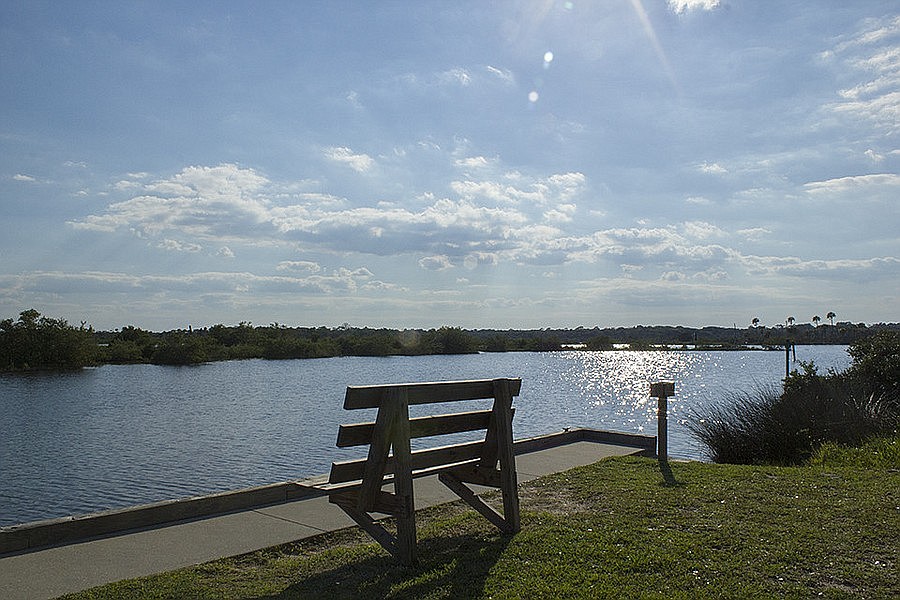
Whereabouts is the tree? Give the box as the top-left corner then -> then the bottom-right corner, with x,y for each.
586,334 -> 613,351
786,316 -> 795,327
751,317 -> 760,327
149,333 -> 209,365
827,311 -> 836,326
812,315 -> 821,327
0,309 -> 97,371
422,327 -> 478,354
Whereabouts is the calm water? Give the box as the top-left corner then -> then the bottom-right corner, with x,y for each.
0,346 -> 850,527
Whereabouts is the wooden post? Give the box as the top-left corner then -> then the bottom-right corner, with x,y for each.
650,381 -> 675,462
492,378 -> 521,533
785,342 -> 791,379
390,387 -> 416,566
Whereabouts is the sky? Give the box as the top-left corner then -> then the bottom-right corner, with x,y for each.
1,1 -> 898,331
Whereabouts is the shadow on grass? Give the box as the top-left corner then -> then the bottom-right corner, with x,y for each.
261,530 -> 512,599
658,459 -> 683,487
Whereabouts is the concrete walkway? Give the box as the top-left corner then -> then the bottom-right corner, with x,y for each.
0,433 -> 652,600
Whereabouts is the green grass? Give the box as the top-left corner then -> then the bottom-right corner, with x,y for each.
62,449 -> 899,600
809,433 -> 900,469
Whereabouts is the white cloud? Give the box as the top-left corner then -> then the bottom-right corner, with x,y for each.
463,252 -> 498,270
803,173 -> 900,195
668,0 -> 720,15
740,255 -> 900,282
451,171 -> 585,207
454,156 -> 492,170
345,90 -> 363,109
698,161 -> 727,174
418,255 -> 454,271
661,271 -> 686,282
324,147 -> 375,173
70,164 -> 273,238
216,246 -> 235,258
864,148 -> 885,162
439,68 -> 471,87
13,174 -> 36,182
543,203 -> 577,223
485,65 -> 514,84
114,179 -> 141,191
736,228 -> 770,241
5,268 -> 386,298
276,260 -> 321,274
826,16 -> 900,134
682,221 -> 725,240
158,239 -> 202,252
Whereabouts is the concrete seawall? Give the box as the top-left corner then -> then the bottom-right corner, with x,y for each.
1,428 -> 655,556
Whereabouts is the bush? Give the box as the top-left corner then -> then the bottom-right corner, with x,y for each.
846,331 -> 900,409
149,334 -> 209,365
689,358 -> 900,465
0,309 -> 97,371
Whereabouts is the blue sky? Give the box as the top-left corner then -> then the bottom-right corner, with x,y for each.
2,1 -> 898,331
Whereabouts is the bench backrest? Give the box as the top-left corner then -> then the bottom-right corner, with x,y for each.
328,378 -> 522,486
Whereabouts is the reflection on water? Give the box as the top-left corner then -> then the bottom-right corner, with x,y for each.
0,346 -> 850,526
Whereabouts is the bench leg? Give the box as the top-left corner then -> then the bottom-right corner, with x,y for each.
331,497 -> 397,557
438,472 -> 517,534
392,387 -> 417,566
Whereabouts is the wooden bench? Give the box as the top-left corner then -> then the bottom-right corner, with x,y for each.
326,378 -> 522,565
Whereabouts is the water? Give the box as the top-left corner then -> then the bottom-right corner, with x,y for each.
0,346 -> 850,527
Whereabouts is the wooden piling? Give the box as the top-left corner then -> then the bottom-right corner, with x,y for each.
650,381 -> 675,462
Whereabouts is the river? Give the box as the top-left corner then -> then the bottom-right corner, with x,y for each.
0,346 -> 851,527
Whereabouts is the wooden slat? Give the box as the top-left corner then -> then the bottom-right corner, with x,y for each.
336,410 -> 494,447
328,439 -> 485,484
356,388 -> 405,511
344,378 -> 521,410
444,464 -> 503,488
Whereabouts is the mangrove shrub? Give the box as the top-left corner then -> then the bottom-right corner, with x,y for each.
0,309 -> 97,371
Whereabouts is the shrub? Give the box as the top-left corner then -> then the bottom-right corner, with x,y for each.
149,334 -> 209,365
688,360 -> 899,465
0,309 -> 97,371
846,331 -> 900,409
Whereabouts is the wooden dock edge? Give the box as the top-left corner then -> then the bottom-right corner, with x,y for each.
0,428 -> 656,556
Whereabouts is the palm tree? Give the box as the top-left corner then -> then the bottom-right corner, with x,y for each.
812,315 -> 821,327
827,311 -> 836,326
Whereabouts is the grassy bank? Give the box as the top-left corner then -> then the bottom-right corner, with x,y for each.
63,439 -> 898,600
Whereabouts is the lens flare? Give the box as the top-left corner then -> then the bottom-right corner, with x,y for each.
629,0 -> 680,94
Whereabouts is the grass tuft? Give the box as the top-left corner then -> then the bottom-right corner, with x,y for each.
808,432 -> 900,469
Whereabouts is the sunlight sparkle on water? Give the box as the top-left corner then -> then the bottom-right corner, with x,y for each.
559,350 -> 704,437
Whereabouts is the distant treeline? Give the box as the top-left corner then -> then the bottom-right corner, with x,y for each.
2,308 -> 899,371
